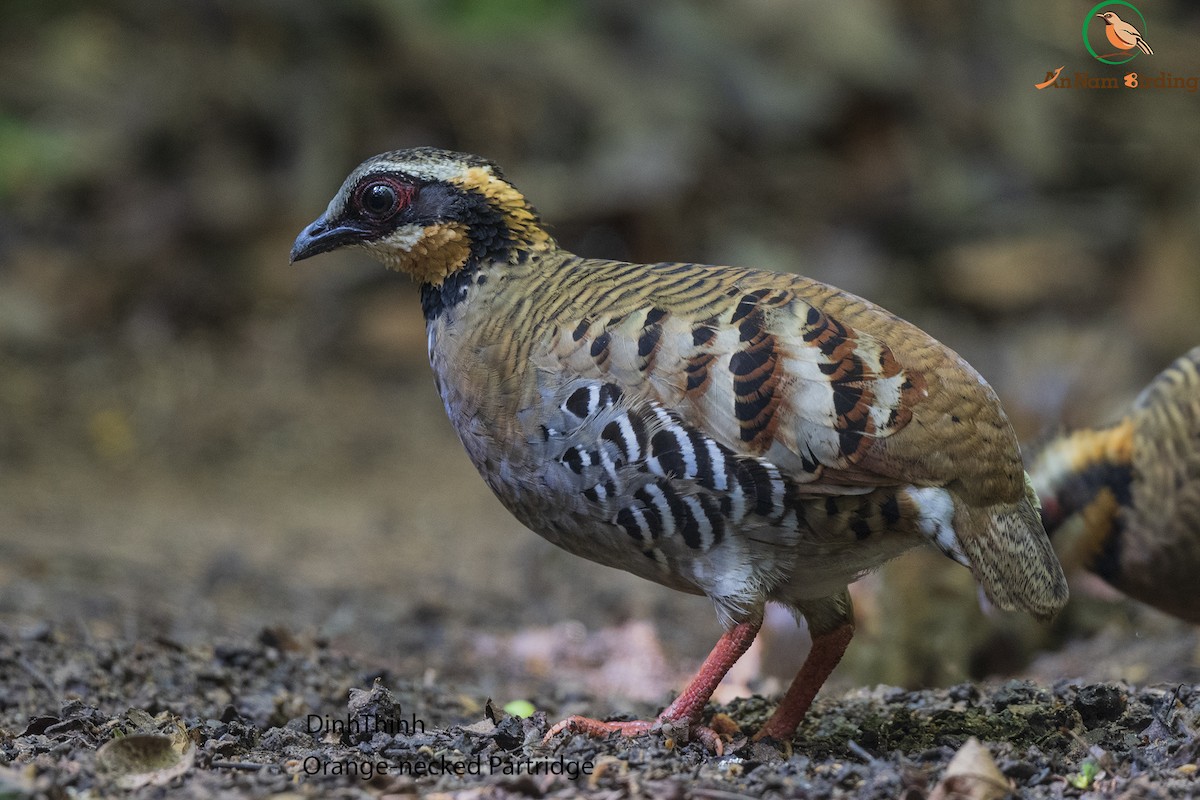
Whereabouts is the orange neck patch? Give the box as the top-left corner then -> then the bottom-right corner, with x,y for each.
1077,486 -> 1121,573
370,222 -> 472,285
1068,417 -> 1135,473
455,167 -> 553,251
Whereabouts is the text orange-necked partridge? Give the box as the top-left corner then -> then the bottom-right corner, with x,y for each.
1031,346 -> 1200,623
291,148 -> 1068,752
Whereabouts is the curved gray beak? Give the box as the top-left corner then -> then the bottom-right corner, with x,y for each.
290,214 -> 367,263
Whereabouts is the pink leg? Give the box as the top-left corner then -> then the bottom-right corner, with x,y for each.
752,621 -> 854,742
543,617 -> 762,754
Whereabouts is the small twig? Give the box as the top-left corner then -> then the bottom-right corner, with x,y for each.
690,788 -> 762,800
846,739 -> 877,764
210,760 -> 266,771
17,656 -> 59,696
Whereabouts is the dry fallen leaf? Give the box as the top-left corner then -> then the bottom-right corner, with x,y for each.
95,733 -> 195,790
929,737 -> 1012,800
708,712 -> 741,738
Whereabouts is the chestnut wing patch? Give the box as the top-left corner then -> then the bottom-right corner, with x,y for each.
727,289 -> 794,453
685,320 -> 719,397
800,305 -> 923,461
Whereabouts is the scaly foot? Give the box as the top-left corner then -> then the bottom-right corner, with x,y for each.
541,618 -> 761,756
751,621 -> 854,742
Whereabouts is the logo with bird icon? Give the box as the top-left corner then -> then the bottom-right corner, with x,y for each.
1085,2 -> 1152,65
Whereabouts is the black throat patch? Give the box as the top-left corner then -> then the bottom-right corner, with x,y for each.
420,261 -> 482,321
413,183 -> 514,322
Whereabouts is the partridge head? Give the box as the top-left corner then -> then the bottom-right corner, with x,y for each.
293,147 -> 1068,752
1031,346 -> 1200,623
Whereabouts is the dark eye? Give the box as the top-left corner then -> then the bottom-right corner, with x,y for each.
362,182 -> 398,217
354,177 -> 413,221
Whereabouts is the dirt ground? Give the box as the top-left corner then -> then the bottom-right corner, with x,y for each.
2,354 -> 1199,799
3,616 -> 1200,798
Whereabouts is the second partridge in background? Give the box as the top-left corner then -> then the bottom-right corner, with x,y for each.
1032,346 -> 1200,624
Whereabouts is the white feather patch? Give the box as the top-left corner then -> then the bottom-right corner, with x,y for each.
868,373 -> 905,430
1029,442 -> 1075,500
908,486 -> 968,566
681,495 -> 714,549
379,224 -> 426,251
705,440 -> 728,491
360,223 -> 427,269
641,484 -> 676,539
612,413 -> 641,461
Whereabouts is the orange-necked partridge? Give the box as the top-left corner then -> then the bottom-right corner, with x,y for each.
291,148 -> 1068,751
1031,346 -> 1200,623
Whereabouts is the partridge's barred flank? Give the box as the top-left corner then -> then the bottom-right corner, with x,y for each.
1030,346 -> 1200,624
291,147 -> 1068,752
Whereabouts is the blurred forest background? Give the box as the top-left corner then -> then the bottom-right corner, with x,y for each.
2,0 -> 1200,711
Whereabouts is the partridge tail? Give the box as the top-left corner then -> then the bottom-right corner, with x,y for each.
908,483 -> 1068,620
1137,39 -> 1153,55
955,491 -> 1069,621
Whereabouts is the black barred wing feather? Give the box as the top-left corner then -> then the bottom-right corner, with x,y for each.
520,378 -> 805,623
518,378 -> 925,624
539,263 -> 927,493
